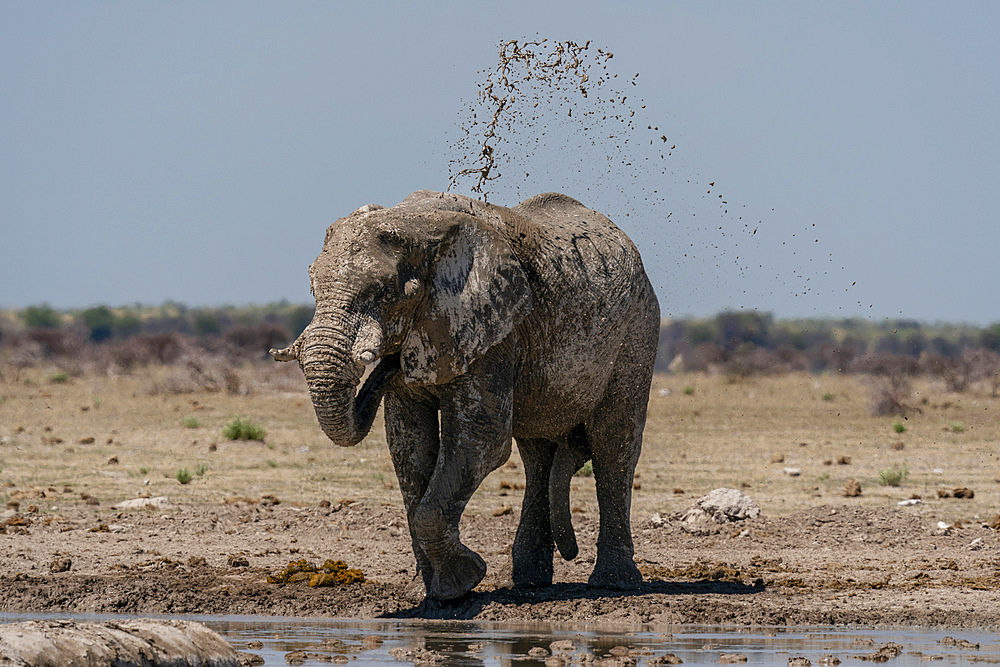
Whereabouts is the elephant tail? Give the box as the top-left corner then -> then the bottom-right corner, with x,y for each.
549,442 -> 584,561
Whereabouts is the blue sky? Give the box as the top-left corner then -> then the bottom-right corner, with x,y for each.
2,2 -> 998,324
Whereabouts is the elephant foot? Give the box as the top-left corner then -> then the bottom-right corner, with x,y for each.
588,554 -> 642,591
427,543 -> 486,601
511,546 -> 554,588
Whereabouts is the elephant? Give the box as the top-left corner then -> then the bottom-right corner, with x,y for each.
270,190 -> 659,601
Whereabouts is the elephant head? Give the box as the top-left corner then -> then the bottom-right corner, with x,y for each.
270,192 -> 533,447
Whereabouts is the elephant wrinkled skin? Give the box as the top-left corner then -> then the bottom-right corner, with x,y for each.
271,190 -> 659,601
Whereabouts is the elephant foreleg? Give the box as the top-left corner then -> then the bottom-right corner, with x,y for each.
383,387 -> 440,592
411,369 -> 513,601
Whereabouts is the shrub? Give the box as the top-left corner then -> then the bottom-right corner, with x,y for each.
21,304 -> 61,329
195,463 -> 209,476
877,464 -> 909,487
80,306 -> 116,343
175,468 -> 193,484
892,421 -> 906,434
48,372 -> 69,384
574,460 -> 593,477
821,391 -> 835,401
223,416 -> 266,441
683,385 -> 695,396
948,421 -> 965,433
181,416 -> 201,429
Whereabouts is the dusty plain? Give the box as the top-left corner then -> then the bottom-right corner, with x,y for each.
1,363 -> 999,629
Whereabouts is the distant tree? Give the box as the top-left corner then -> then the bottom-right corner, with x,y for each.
114,311 -> 142,338
194,311 -> 221,336
927,336 -> 958,358
903,332 -> 925,357
716,311 -> 773,353
80,306 -> 115,342
21,304 -> 60,329
981,323 -> 1000,352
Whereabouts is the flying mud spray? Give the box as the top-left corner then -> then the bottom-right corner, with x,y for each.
445,38 -> 860,319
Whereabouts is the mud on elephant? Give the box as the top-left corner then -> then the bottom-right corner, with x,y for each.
271,190 -> 659,601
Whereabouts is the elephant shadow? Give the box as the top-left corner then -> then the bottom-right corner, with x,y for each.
383,578 -> 764,621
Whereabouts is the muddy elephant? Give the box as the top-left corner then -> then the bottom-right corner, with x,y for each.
271,190 -> 659,601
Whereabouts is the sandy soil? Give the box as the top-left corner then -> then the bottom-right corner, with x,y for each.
2,368 -> 999,629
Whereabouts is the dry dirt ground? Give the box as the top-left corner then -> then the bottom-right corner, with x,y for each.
1,365 -> 999,628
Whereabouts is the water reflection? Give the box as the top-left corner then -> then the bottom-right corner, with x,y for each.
1,613 -> 998,666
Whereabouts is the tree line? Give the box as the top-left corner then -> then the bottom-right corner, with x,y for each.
2,304 -> 999,393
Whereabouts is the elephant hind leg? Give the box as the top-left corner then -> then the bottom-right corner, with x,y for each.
587,346 -> 654,591
512,437 -> 558,587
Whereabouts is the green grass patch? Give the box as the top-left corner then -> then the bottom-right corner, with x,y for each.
892,421 -> 906,434
222,416 -> 266,441
181,416 -> 202,429
947,421 -> 965,433
175,468 -> 193,484
876,464 -> 909,487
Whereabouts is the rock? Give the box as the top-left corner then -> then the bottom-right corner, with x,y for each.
678,488 -> 760,535
651,655 -> 684,665
836,456 -> 852,465
719,654 -> 748,663
952,487 -> 974,499
114,496 -> 171,511
770,453 -> 785,463
783,467 -> 802,477
0,619 -> 238,666
844,479 -> 862,497
969,537 -> 983,550
941,636 -> 979,649
228,554 -> 249,568
897,498 -> 921,506
788,658 -> 811,667
237,651 -> 265,665
550,639 -> 575,653
817,657 -> 840,666
988,514 -> 1000,530
49,557 -> 71,573
856,643 -> 903,661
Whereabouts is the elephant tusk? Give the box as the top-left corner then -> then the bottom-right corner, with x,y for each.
358,350 -> 376,364
270,346 -> 298,362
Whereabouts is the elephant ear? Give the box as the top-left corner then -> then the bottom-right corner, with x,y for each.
402,212 -> 533,385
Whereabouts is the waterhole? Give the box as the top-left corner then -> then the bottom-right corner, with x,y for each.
2,613 -> 998,666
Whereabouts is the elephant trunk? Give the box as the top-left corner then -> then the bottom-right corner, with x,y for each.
292,323 -> 399,448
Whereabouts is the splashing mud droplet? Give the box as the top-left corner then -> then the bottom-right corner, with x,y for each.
446,37 -> 865,318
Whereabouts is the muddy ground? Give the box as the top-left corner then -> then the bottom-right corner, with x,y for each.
2,496 -> 999,629
2,370 -> 999,629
